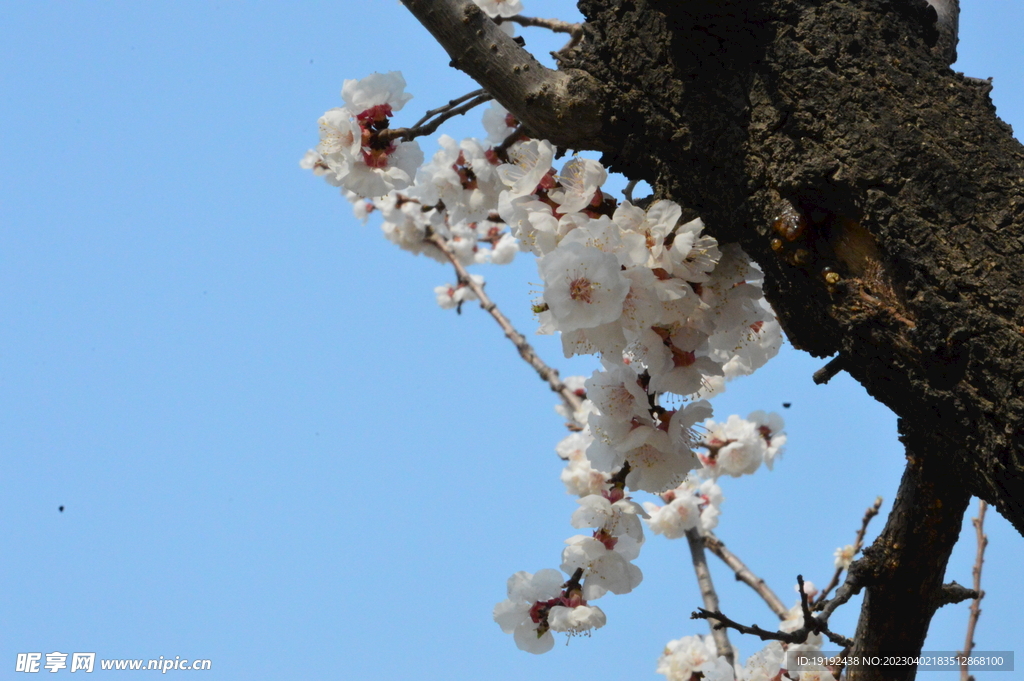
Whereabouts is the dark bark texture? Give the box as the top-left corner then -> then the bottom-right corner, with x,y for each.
404,0 -> 1021,674
561,0 -> 1024,536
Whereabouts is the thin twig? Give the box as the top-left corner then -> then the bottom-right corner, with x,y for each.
493,14 -> 586,64
694,572 -> 856,649
938,582 -> 979,607
623,179 -> 638,204
554,29 -> 584,55
692,607 -> 801,644
817,564 -> 864,625
796,575 -> 815,634
425,231 -> 583,417
812,354 -> 847,385
814,496 -> 883,608
691,603 -> 853,648
496,15 -> 581,35
959,499 -> 988,681
703,532 -> 788,619
685,528 -> 734,666
381,94 -> 493,144
411,88 -> 488,129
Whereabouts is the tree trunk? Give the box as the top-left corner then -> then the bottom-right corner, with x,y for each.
402,0 -> 1021,671
563,0 -> 1024,537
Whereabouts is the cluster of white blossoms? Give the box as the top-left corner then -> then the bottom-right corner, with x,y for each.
697,411 -> 787,478
654,635 -> 826,681
491,483 -> 648,653
306,66 -> 802,666
657,635 -> 736,681
642,473 -> 724,539
492,568 -> 606,654
302,72 -> 424,198
655,611 -> 832,680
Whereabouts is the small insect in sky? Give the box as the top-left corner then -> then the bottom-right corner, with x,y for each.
58,506 -> 65,513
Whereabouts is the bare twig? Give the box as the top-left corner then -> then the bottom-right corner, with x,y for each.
381,94 -> 492,144
697,571 -> 857,648
425,231 -> 583,417
495,14 -> 581,35
692,607 -> 801,644
812,354 -> 847,385
815,496 -> 883,608
685,528 -> 734,665
703,532 -> 788,619
959,499 -> 988,681
623,179 -> 638,204
796,575 -> 815,632
817,565 -> 864,625
554,29 -> 584,56
691,601 -> 853,649
938,582 -> 978,607
411,88 -> 488,129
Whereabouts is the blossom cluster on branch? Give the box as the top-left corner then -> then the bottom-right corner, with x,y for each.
302,64 -> 853,679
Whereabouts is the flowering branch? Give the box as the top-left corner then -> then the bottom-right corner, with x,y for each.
959,498 -> 988,681
814,496 -> 883,608
703,532 -> 788,619
685,528 -> 734,665
380,92 -> 493,144
425,230 -> 584,416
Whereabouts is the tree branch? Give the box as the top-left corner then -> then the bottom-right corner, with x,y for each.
937,582 -> 978,607
400,0 -> 606,150
703,532 -> 788,619
846,431 -> 971,681
570,0 -> 1024,536
425,231 -> 583,417
691,599 -> 853,649
692,607 -> 801,644
959,499 -> 988,681
495,14 -> 581,36
812,355 -> 848,386
685,528 -> 734,665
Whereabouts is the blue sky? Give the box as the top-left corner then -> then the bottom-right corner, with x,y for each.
2,2 -> 1021,679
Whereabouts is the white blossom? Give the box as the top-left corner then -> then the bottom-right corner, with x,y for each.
547,604 -> 607,635
656,635 -> 731,681
834,544 -> 856,570
341,71 -> 413,114
497,139 -> 555,198
561,535 -> 643,599
472,0 -> 524,19
549,157 -> 607,214
492,569 -> 565,654
539,242 -> 630,333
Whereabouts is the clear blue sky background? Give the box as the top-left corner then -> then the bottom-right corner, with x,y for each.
2,2 -> 1021,679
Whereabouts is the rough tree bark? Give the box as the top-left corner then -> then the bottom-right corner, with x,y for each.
403,0 -> 1021,676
